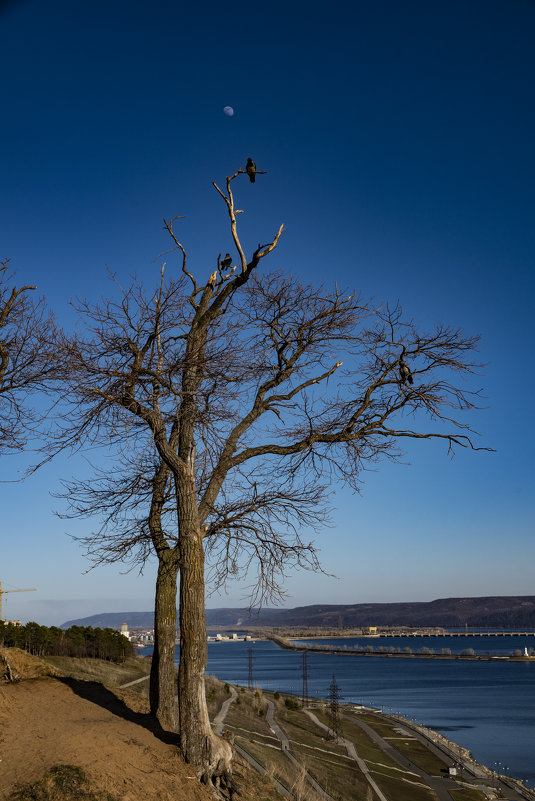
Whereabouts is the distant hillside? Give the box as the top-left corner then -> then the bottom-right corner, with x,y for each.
61,596 -> 535,630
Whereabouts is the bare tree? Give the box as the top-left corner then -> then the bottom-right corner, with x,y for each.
0,259 -> 56,457
54,166 -> 488,787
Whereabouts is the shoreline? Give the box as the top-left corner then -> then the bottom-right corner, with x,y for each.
385,710 -> 535,800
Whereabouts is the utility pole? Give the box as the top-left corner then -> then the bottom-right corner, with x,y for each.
0,581 -> 36,621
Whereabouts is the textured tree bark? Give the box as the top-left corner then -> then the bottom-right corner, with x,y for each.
150,551 -> 180,732
177,529 -> 234,787
177,525 -> 212,766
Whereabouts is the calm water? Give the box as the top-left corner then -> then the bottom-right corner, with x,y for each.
141,635 -> 535,787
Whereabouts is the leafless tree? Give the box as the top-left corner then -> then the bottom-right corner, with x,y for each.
0,259 -> 56,458
54,166 -> 488,787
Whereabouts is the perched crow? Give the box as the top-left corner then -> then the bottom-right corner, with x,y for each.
246,157 -> 256,183
399,358 -> 414,385
221,253 -> 232,269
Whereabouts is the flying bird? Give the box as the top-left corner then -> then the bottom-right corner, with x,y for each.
221,253 -> 232,269
399,358 -> 413,385
246,157 -> 256,183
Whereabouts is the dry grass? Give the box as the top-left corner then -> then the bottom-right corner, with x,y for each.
449,788 -> 489,801
350,711 -> 450,776
205,674 -> 233,718
1,647 -> 60,682
291,743 -> 368,801
42,654 -> 151,691
280,707 -> 346,755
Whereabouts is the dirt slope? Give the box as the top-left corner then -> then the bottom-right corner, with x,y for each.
0,674 -> 214,801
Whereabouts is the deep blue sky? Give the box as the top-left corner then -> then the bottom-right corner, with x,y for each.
1,0 -> 534,625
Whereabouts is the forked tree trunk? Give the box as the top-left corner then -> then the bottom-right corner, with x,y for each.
150,551 -> 180,732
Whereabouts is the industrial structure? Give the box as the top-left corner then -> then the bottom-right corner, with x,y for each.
0,581 -> 36,623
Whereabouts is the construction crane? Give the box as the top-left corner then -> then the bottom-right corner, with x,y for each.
0,581 -> 36,621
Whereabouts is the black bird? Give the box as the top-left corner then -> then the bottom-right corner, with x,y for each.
399,358 -> 413,385
221,253 -> 232,269
246,157 -> 256,183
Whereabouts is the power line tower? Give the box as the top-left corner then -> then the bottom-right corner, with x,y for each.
301,650 -> 309,706
327,674 -> 343,741
247,644 -> 254,690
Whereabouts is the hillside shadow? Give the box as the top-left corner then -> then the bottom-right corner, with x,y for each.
58,676 -> 179,746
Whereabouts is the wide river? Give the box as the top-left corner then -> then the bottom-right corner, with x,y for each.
141,634 -> 535,788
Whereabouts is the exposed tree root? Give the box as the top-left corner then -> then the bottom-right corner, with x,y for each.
199,730 -> 236,800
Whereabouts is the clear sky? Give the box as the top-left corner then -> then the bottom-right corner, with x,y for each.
1,0 -> 534,626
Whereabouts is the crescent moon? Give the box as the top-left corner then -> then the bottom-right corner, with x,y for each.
223,106 -> 234,117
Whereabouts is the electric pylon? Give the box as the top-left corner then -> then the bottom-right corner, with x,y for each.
327,674 -> 343,741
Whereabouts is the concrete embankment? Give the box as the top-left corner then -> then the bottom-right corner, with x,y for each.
269,634 -> 534,661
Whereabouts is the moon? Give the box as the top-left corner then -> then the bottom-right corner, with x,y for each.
223,106 -> 234,117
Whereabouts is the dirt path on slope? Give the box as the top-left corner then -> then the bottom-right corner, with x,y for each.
0,676 -> 212,801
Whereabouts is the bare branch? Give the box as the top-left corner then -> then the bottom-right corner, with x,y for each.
0,262 -> 58,456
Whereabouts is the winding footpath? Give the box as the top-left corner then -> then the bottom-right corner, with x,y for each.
304,709 -> 389,801
265,699 -> 333,801
212,685 -> 237,736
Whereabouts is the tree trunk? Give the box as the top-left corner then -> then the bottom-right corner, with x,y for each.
177,526 -> 234,788
177,526 -> 212,765
150,550 -> 180,732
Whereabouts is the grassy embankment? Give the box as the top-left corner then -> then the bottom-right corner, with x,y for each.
42,653 -> 152,691
216,683 -> 495,801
